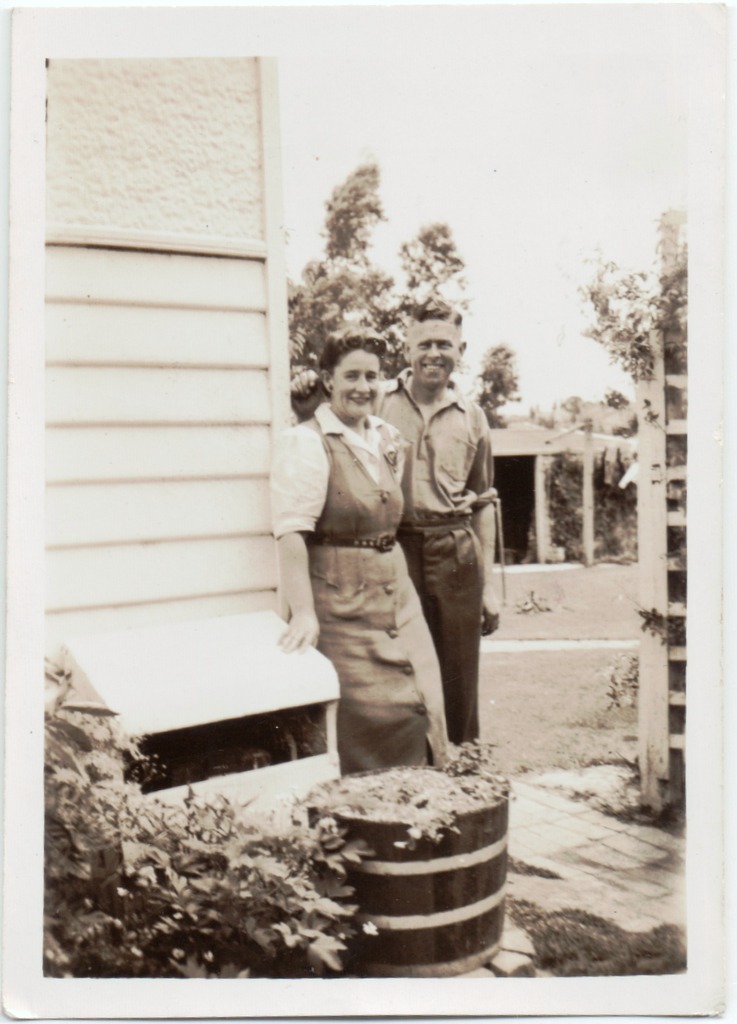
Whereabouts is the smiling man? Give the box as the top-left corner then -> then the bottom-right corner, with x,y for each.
378,298 -> 500,745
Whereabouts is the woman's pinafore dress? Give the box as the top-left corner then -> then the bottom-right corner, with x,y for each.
307,421 -> 448,775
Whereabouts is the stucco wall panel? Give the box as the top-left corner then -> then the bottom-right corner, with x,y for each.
47,58 -> 264,241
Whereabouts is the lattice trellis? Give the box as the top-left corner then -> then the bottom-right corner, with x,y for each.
637,211 -> 687,811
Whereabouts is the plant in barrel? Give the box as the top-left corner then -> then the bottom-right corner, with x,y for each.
308,744 -> 509,977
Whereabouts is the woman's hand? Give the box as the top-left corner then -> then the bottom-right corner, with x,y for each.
278,610 -> 320,654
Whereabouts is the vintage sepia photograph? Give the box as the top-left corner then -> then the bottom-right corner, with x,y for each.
4,4 -> 726,1019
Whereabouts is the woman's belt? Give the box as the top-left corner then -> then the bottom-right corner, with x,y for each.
398,513 -> 472,534
309,533 -> 396,552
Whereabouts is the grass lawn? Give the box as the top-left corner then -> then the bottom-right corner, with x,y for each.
489,563 -> 639,641
478,648 -> 638,776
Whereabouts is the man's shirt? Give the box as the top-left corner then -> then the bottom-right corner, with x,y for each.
378,370 -> 495,522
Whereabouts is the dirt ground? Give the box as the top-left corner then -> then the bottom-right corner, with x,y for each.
479,649 -> 638,775
478,563 -> 639,776
489,563 -> 640,641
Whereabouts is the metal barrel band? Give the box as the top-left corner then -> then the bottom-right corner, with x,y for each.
350,834 -> 507,876
357,882 -> 506,931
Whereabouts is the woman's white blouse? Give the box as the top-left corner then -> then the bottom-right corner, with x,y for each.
271,404 -> 398,540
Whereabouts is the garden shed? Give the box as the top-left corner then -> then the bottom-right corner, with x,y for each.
490,425 -> 637,564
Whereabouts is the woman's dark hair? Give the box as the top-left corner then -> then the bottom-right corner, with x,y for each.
319,326 -> 386,374
411,296 -> 463,328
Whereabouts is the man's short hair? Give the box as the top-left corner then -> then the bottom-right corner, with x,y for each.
412,296 -> 463,328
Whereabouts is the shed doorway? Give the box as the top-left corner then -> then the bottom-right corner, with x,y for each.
493,455 -> 535,565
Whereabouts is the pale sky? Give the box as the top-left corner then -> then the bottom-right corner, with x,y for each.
276,5 -> 689,411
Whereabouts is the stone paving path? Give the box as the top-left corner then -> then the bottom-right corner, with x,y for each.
470,773 -> 685,977
506,777 -> 685,934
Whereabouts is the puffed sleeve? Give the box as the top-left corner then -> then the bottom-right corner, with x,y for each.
270,426 -> 329,539
468,406 -> 497,509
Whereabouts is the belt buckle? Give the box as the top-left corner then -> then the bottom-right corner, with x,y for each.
376,534 -> 394,552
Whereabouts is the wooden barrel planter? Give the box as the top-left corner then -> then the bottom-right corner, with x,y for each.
311,766 -> 508,977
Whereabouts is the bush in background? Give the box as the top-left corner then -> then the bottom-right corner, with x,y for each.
548,453 -> 637,563
600,653 -> 640,710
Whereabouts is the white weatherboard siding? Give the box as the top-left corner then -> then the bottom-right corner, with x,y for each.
46,247 -> 267,310
45,425 -> 272,484
46,364 -> 272,425
46,479 -> 272,547
47,537 -> 278,612
46,305 -> 270,368
45,59 -> 290,655
47,592 -> 280,650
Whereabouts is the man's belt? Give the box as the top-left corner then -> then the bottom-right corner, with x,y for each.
309,533 -> 396,552
398,513 -> 472,534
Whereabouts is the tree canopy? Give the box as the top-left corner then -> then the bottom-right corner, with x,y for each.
323,163 -> 385,264
288,163 -> 470,388
474,344 -> 520,428
581,213 -> 687,381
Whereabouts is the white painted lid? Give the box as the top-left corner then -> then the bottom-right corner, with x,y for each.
61,610 -> 340,736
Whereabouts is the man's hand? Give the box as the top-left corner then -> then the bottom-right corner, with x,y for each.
481,583 -> 500,637
278,610 -> 320,654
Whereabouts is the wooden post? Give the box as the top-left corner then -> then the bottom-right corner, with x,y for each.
534,454 -> 550,563
637,337 -> 670,811
582,420 -> 594,567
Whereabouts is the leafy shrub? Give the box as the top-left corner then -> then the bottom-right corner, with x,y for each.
44,707 -> 369,978
600,653 -> 639,710
580,224 -> 687,383
548,455 -> 584,561
548,453 -> 637,562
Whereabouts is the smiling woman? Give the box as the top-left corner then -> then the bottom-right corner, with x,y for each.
319,333 -> 384,430
270,326 -> 449,776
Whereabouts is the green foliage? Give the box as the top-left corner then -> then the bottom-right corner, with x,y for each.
324,163 -> 385,264
44,707 -> 369,978
561,395 -> 583,419
547,452 -> 637,563
398,223 -> 469,306
592,452 -> 638,561
548,454 -> 584,561
474,344 -> 521,428
310,744 -> 508,846
288,260 -> 396,369
637,607 -> 669,644
288,163 -> 471,394
509,899 -> 686,976
604,388 -> 630,411
601,653 -> 639,710
580,217 -> 687,382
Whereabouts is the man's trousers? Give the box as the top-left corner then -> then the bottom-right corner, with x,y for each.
398,522 -> 484,745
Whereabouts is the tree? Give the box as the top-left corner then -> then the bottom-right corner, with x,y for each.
561,396 -> 583,422
288,164 -> 470,394
581,217 -> 687,382
288,163 -> 396,375
397,224 -> 469,309
475,345 -> 520,428
323,163 -> 385,264
604,388 -> 630,410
